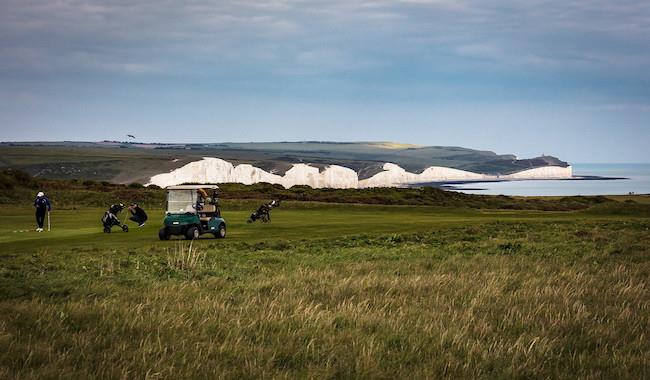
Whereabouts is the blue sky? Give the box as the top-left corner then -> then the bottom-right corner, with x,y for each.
0,0 -> 649,162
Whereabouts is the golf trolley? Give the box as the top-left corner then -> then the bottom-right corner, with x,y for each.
102,203 -> 129,233
248,199 -> 280,223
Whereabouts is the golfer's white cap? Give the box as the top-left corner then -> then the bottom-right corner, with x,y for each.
37,191 -> 44,197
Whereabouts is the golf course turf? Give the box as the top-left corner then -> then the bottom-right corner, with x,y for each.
1,201 -> 649,378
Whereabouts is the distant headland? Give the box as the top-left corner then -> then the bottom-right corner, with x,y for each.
0,141 -> 573,188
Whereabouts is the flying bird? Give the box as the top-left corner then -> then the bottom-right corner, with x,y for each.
127,134 -> 135,139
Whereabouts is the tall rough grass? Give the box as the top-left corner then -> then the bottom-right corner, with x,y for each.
166,241 -> 206,272
1,221 -> 649,378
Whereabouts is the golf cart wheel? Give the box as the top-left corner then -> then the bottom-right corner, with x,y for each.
214,223 -> 226,239
122,225 -> 129,232
159,228 -> 170,241
103,226 -> 111,233
186,226 -> 199,240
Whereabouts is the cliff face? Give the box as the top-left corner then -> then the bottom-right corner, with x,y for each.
357,163 -> 486,188
147,157 -> 573,188
148,158 -> 360,189
503,166 -> 573,180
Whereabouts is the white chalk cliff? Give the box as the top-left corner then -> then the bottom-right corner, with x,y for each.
358,163 -> 486,188
147,157 -> 572,188
148,158 -> 359,189
503,166 -> 573,180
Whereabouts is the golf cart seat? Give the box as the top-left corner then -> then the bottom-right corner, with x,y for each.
200,204 -> 216,221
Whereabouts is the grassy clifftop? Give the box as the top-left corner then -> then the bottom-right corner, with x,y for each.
0,141 -> 568,184
0,169 -> 626,213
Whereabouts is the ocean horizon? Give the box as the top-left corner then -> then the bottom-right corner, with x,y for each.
448,163 -> 650,196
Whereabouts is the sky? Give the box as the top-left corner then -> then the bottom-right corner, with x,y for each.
0,0 -> 649,163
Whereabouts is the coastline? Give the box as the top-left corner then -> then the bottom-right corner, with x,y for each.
415,162 -> 650,196
410,175 -> 630,192
406,175 -> 630,190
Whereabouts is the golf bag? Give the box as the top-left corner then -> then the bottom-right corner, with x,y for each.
102,203 -> 129,233
247,200 -> 280,224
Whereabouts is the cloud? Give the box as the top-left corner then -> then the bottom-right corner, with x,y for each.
293,48 -> 378,73
591,103 -> 650,112
455,43 -> 502,59
0,0 -> 648,101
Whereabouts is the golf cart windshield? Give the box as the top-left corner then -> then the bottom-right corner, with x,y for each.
167,190 -> 198,214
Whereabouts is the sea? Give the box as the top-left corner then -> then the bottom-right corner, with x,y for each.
447,163 -> 650,196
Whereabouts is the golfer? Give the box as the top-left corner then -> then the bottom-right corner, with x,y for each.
33,191 -> 51,232
128,203 -> 148,227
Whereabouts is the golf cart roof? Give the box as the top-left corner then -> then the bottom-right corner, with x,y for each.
166,184 -> 219,190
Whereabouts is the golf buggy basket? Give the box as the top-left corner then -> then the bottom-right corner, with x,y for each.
159,185 -> 226,240
248,199 -> 280,224
102,204 -> 129,233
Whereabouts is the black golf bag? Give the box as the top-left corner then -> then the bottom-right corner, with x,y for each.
248,206 -> 270,223
102,204 -> 129,233
247,200 -> 280,223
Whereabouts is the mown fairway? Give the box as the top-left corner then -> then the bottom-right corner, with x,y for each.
1,202 -> 649,378
0,202 -> 621,252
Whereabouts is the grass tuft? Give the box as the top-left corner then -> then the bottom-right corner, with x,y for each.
166,241 -> 206,273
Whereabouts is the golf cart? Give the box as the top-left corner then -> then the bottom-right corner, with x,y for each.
159,185 -> 226,240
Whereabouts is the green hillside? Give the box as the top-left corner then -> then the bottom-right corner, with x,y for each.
0,141 -> 568,184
